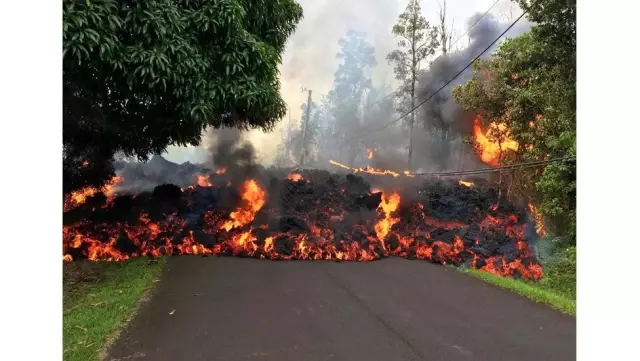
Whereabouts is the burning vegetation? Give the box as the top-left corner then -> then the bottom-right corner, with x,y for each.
63,166 -> 544,281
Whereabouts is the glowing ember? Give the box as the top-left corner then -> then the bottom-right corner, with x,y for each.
287,173 -> 303,182
472,118 -> 519,166
328,160 -> 400,178
458,180 -> 474,187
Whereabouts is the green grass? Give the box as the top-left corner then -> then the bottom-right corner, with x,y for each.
461,268 -> 576,316
63,257 -> 166,361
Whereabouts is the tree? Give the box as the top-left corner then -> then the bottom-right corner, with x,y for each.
436,0 -> 454,55
326,30 -> 376,165
453,0 -> 576,244
387,0 -> 439,168
63,0 -> 303,193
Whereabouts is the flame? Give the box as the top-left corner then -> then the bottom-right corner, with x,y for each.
472,118 -> 519,166
197,175 -> 213,187
458,180 -> 474,187
216,168 -> 227,175
220,180 -> 266,232
366,148 -> 376,159
287,173 -> 303,182
63,176 -> 544,281
328,160 -> 400,178
63,176 -> 123,212
528,202 -> 546,237
374,192 -> 401,247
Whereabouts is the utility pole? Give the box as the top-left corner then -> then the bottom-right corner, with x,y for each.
299,89 -> 312,167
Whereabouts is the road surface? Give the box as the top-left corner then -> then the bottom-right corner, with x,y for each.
106,257 -> 575,361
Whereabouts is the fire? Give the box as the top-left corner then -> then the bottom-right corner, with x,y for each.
472,118 -> 519,166
328,160 -> 401,178
374,192 -> 401,247
287,173 -> 303,182
197,175 -> 213,187
458,180 -> 474,187
366,148 -> 376,159
220,180 -> 266,232
63,176 -> 123,212
216,168 -> 227,175
63,173 -> 544,281
528,202 -> 546,237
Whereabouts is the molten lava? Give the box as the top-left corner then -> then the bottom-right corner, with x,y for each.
472,118 -> 519,166
458,180 -> 474,187
63,176 -> 123,212
63,171 -> 544,281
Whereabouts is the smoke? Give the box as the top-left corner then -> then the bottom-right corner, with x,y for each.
411,12 -> 533,172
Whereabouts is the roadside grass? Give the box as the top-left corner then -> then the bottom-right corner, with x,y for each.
460,245 -> 576,316
63,257 -> 166,361
461,267 -> 576,315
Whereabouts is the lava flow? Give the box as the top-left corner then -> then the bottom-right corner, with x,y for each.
63,169 -> 544,281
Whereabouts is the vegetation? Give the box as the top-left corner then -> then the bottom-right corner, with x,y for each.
452,0 -> 576,245
63,0 -> 303,193
452,0 -> 576,309
387,0 -> 440,167
462,265 -> 575,315
63,258 -> 166,361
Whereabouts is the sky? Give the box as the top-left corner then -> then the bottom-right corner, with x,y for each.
163,0 -> 524,164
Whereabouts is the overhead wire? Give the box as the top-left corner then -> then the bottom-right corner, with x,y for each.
361,0 -> 503,110
353,5 -> 530,141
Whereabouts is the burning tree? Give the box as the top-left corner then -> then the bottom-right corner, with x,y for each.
63,0 -> 303,194
452,0 -> 576,244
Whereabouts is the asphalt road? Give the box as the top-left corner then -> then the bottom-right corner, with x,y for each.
106,257 -> 575,361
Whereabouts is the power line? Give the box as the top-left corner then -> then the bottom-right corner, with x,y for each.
328,156 -> 575,177
365,0 -> 502,111
409,157 -> 576,177
447,0 -> 502,51
354,6 -> 530,141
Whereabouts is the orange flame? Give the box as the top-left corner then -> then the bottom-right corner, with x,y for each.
63,176 -> 123,212
472,118 -> 519,166
216,168 -> 227,175
528,202 -> 546,237
220,180 -> 266,232
374,192 -> 401,246
366,148 -> 376,159
287,173 -> 303,182
197,175 -> 213,187
458,180 -> 474,187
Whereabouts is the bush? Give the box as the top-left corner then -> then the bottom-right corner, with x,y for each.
540,246 -> 576,298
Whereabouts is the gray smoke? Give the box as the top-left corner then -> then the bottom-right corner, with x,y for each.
412,12 -> 533,172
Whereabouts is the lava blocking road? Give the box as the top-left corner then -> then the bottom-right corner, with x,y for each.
63,168 -> 543,281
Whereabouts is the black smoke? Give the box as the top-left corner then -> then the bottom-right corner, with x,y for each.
412,13 -> 532,171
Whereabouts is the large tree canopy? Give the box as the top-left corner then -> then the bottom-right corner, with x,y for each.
453,0 -> 576,243
63,0 -> 303,193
